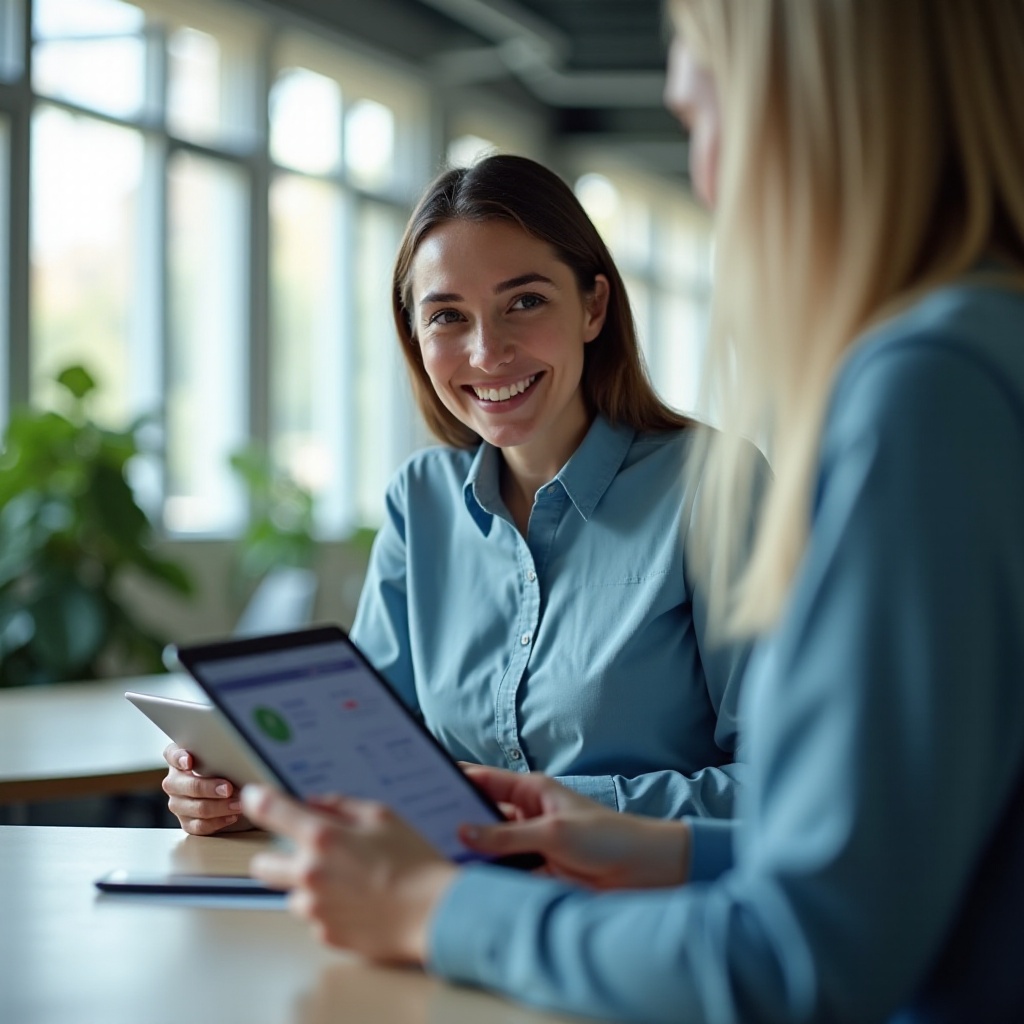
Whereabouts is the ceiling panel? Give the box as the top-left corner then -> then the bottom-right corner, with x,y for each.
512,0 -> 669,72
266,0 -> 687,176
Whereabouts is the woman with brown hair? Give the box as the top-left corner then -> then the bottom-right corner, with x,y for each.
163,154 -> 756,833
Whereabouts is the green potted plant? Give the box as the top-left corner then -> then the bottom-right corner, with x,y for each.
228,444 -> 317,599
0,365 -> 193,687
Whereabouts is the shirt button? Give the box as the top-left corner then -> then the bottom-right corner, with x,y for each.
509,749 -> 522,761
546,484 -> 557,494
526,570 -> 537,583
520,632 -> 532,645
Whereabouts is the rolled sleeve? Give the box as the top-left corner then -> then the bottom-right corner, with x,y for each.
555,774 -> 618,809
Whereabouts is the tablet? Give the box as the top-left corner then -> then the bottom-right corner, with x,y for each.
95,869 -> 284,897
124,691 -> 271,787
171,625 -> 540,869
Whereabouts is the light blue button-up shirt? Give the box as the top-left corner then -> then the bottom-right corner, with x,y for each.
350,415 -> 753,819
427,282 -> 1024,1022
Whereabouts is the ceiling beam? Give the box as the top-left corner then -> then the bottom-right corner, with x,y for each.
420,0 -> 665,108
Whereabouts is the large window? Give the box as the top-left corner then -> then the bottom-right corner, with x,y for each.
26,0 -> 263,533
575,166 -> 713,415
5,0 -> 432,537
165,151 -> 249,532
266,32 -> 428,533
30,107 -> 142,425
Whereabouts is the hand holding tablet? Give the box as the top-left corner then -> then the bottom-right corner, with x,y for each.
128,625 -> 541,870
125,691 -> 270,788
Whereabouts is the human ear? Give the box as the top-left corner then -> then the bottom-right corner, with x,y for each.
583,274 -> 611,343
665,41 -> 721,209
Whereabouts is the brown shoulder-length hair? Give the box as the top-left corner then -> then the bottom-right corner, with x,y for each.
392,153 -> 693,448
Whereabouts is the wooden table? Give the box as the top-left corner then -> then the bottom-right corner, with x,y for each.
0,825 -> 584,1024
0,674 -> 204,805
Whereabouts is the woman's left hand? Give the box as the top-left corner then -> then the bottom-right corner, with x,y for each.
241,784 -> 459,964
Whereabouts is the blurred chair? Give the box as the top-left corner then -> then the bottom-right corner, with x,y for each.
233,567 -> 319,637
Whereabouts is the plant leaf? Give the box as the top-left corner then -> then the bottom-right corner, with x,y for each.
24,571 -> 108,676
56,365 -> 97,401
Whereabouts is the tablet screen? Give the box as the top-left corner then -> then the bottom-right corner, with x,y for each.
178,628 -> 504,863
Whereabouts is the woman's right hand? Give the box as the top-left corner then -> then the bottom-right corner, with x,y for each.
161,744 -> 254,836
459,765 -> 691,890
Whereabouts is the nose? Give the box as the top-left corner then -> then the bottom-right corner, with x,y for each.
468,321 -> 514,372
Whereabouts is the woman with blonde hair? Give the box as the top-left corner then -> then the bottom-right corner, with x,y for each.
242,1 -> 1024,1020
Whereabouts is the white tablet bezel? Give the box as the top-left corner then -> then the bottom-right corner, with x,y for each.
124,690 -> 276,788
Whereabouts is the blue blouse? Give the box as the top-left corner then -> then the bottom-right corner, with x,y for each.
427,281 -> 1024,1023
350,415 -> 754,819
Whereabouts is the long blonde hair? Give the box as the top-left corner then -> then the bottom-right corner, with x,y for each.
674,0 -> 1024,634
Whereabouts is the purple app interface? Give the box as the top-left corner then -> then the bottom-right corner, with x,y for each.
199,641 -> 499,862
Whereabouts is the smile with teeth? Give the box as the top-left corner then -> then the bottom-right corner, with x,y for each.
470,374 -> 538,403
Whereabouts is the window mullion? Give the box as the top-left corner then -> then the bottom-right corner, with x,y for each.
334,186 -> 358,534
132,23 -> 169,520
247,27 -> 272,456
4,0 -> 30,416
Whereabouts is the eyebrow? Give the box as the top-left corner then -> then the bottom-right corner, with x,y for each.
419,272 -> 557,307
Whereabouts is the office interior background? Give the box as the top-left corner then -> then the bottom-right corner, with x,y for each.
0,0 -> 713,646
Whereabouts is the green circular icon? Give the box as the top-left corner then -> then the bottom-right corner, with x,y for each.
253,706 -> 291,742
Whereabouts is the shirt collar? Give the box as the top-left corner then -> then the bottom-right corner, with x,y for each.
463,442 -> 503,535
462,415 -> 635,535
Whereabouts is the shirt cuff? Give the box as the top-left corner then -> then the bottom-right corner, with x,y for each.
553,773 -> 618,810
428,864 -> 575,985
685,816 -> 736,882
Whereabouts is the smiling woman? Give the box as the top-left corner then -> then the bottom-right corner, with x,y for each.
408,218 -> 608,529
161,153 -> 765,837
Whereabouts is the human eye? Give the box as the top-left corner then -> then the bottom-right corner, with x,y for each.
509,293 -> 547,312
425,308 -> 464,327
